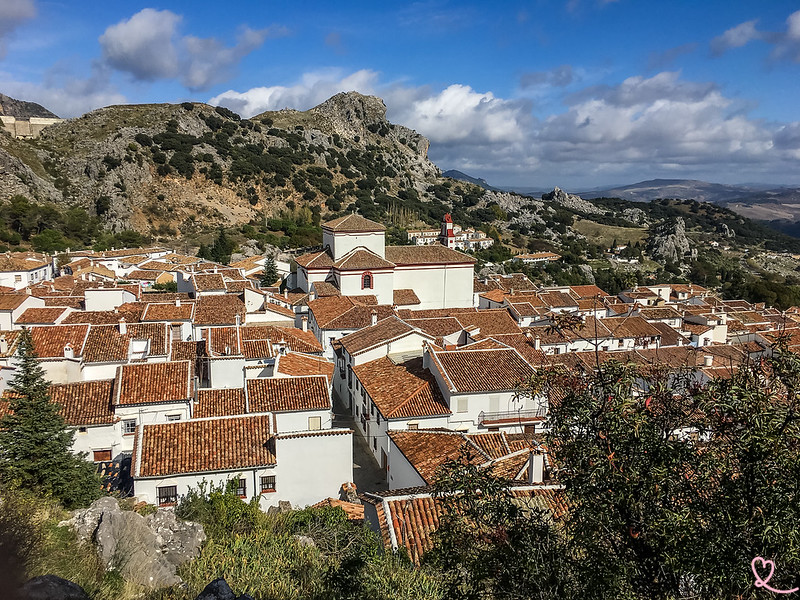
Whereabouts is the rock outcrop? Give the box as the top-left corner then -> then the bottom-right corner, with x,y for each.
0,93 -> 59,119
647,216 -> 691,263
61,496 -> 205,589
542,187 -> 607,216
195,578 -> 254,600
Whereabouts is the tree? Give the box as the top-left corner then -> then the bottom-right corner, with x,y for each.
426,449 -> 573,599
0,330 -> 101,509
260,254 -> 278,287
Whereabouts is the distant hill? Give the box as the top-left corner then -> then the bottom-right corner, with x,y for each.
442,169 -> 497,190
582,178 -> 800,224
0,93 -> 59,119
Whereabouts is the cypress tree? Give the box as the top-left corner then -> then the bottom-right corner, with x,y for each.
260,255 -> 279,287
0,330 -> 101,508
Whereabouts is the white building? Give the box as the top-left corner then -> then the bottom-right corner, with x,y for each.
295,214 -> 475,311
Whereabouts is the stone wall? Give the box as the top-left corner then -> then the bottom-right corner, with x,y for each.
0,115 -> 63,138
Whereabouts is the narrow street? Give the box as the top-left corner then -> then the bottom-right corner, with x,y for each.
332,391 -> 387,493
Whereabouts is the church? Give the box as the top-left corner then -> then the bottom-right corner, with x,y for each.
295,214 -> 475,309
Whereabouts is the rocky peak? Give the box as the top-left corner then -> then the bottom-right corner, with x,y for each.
0,92 -> 59,119
542,186 -> 606,215
310,91 -> 387,129
647,216 -> 692,263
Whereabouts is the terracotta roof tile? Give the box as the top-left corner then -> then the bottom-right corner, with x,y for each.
142,302 -> 195,321
385,245 -> 476,265
276,352 -> 335,381
240,325 -> 323,354
246,375 -> 330,413
114,360 -> 192,406
194,388 -> 246,418
50,380 -> 115,426
29,325 -> 90,358
295,250 -> 334,269
0,293 -> 29,311
332,248 -> 394,270
135,414 -> 275,477
170,340 -> 207,363
194,295 -> 246,325
354,357 -> 450,419
429,346 -> 535,393
323,214 -> 385,232
43,296 -> 84,309
309,296 -> 395,330
15,307 -> 67,324
311,281 -> 340,297
339,316 -> 427,356
393,289 -> 420,306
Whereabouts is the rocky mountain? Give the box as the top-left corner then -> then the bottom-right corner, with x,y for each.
0,92 -> 444,236
442,169 -> 497,190
0,92 -> 59,119
646,216 -> 692,263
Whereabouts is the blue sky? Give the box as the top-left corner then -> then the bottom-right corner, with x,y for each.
2,1 -> 800,189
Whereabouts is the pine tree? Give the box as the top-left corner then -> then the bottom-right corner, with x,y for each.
0,330 -> 101,508
260,254 -> 279,287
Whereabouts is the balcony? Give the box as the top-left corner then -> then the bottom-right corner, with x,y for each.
478,406 -> 547,427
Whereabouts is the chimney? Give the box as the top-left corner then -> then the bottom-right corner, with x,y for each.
213,265 -> 218,273
704,355 -> 713,367
371,310 -> 378,326
283,288 -> 288,299
63,343 -> 74,359
0,336 -> 8,355
25,287 -> 31,295
235,314 -> 241,328
118,317 -> 127,335
528,450 -> 545,484
534,336 -> 541,350
175,297 -> 181,307
301,316 -> 308,332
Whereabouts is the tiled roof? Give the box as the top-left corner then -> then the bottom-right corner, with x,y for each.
0,293 -> 29,311
81,323 -> 169,363
602,316 -> 663,339
126,270 -> 161,281
170,340 -> 207,363
339,316 -> 427,356
650,322 -> 690,346
428,346 -> 535,393
488,273 -> 536,292
142,302 -> 195,321
570,285 -> 609,298
404,317 -> 463,338
276,352 -> 335,381
194,295 -> 246,325
134,414 -> 275,477
241,339 -> 275,360
311,498 -> 364,521
114,360 -> 192,406
15,307 -> 67,324
205,326 -> 242,357
453,309 -> 522,337
354,357 -> 450,419
50,380 -> 115,426
63,311 -> 130,325
192,273 -> 226,291
0,254 -> 49,271
262,302 -> 296,319
43,296 -> 84,309
393,289 -> 420,306
369,484 -> 567,565
323,214 -> 385,232
385,245 -> 476,265
311,281 -> 340,297
295,250 -> 334,269
246,375 -> 330,413
332,248 -> 395,270
29,325 -> 90,358
240,325 -> 323,354
387,430 -> 488,484
309,295 -> 395,330
194,388 -> 246,418
0,330 -> 22,358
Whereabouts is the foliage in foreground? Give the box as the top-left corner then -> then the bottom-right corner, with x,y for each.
0,330 -> 102,509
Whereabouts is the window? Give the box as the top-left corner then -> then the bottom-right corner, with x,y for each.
308,416 -> 322,430
457,397 -> 469,414
236,478 -> 247,498
157,485 -> 178,506
14,275 -> 21,283
408,423 -> 419,430
362,272 -> 373,289
373,436 -> 377,450
260,475 -> 276,493
376,413 -> 381,426
93,449 -> 112,462
78,426 -> 88,434
123,419 -> 137,435
166,414 -> 181,422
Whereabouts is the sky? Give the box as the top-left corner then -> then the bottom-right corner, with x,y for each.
1,1 -> 800,190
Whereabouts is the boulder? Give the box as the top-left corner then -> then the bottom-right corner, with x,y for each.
195,578 -> 236,600
18,575 -> 89,600
62,497 -> 205,589
647,217 -> 691,263
266,500 -> 293,515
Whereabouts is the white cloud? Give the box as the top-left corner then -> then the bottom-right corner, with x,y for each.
711,19 -> 762,56
0,63 -> 126,118
0,0 -> 36,58
99,8 -> 181,81
209,69 -> 381,117
99,9 -> 277,91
